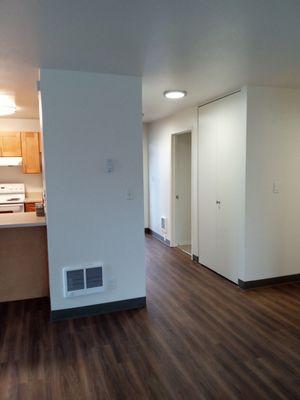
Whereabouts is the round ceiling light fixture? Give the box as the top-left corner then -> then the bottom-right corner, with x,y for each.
0,95 -> 17,116
164,90 -> 187,99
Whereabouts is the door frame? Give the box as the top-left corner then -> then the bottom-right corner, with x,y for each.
170,130 -> 192,251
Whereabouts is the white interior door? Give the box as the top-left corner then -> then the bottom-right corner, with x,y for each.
215,94 -> 246,283
198,92 -> 246,283
174,132 -> 191,246
197,107 -> 218,269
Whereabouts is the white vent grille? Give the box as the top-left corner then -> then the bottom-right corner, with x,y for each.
63,265 -> 105,297
66,269 -> 84,292
161,216 -> 167,233
86,267 -> 103,289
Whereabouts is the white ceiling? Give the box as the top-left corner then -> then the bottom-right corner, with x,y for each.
0,0 -> 300,122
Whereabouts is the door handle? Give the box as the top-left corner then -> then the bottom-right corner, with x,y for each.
176,195 -> 179,199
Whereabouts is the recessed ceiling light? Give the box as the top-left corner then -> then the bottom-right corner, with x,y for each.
164,90 -> 187,99
0,95 -> 17,116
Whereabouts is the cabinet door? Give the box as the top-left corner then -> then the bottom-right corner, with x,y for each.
0,132 -> 21,156
21,132 -> 41,174
25,203 -> 36,212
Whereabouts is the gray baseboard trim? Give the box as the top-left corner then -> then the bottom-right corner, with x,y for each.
238,274 -> 300,289
51,296 -> 146,322
192,254 -> 199,262
146,228 -> 170,246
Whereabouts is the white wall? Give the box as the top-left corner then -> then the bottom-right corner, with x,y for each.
147,86 -> 300,282
143,124 -> 149,228
40,69 -> 145,310
0,118 -> 40,132
0,118 -> 43,192
147,107 -> 198,255
0,167 -> 42,193
245,86 -> 300,280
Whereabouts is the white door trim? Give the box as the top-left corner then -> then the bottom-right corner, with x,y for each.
170,130 -> 192,255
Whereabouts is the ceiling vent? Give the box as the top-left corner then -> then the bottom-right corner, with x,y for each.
63,265 -> 104,297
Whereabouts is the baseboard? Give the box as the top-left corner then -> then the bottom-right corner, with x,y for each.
51,296 -> 146,321
238,274 -> 300,289
192,254 -> 199,262
146,228 -> 170,246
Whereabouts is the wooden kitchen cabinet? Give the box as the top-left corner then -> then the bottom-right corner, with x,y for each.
21,132 -> 41,174
25,202 -> 36,212
0,132 -> 22,156
0,226 -> 49,302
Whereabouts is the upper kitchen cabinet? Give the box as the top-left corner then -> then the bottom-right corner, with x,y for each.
21,132 -> 41,174
0,132 -> 22,156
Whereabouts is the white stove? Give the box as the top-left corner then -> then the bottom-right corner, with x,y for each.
0,183 -> 25,213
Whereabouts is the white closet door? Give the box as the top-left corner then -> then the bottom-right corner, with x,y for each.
198,92 -> 246,283
197,105 -> 218,270
215,94 -> 245,283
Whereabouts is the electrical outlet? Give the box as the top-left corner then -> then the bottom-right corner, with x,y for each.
108,276 -> 117,290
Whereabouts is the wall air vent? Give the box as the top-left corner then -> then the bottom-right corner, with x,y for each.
63,264 -> 105,297
86,267 -> 103,289
161,216 -> 167,233
66,269 -> 84,292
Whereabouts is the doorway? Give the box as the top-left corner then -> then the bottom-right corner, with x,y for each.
171,131 -> 192,255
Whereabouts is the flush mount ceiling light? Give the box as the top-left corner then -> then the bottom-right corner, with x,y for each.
0,95 -> 17,116
164,90 -> 187,99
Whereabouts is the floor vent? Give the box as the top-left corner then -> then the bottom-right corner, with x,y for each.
63,265 -> 104,297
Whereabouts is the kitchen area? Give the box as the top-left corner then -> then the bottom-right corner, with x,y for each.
0,128 -> 48,303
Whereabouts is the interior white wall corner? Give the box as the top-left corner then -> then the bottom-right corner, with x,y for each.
245,86 -> 300,280
40,68 -> 145,310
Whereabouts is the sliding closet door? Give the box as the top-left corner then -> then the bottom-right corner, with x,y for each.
197,104 -> 218,270
198,92 -> 246,283
215,94 -> 246,283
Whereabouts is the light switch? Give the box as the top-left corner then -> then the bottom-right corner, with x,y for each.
126,189 -> 134,200
273,181 -> 279,194
105,159 -> 114,173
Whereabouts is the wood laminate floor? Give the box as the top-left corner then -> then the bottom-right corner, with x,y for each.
0,234 -> 299,399
177,244 -> 192,255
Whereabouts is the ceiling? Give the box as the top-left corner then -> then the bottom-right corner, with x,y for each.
0,0 -> 300,122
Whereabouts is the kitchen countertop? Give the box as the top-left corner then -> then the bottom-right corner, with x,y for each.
24,192 -> 43,203
0,212 -> 46,229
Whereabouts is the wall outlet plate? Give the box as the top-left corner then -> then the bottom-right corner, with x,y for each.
107,276 -> 117,290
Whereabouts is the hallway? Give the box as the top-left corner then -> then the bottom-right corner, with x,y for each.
0,234 -> 299,399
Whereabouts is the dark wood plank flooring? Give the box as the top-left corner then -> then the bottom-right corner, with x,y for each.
0,234 -> 299,399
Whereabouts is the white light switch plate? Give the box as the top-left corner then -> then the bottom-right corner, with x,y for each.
126,189 -> 134,200
273,181 -> 279,194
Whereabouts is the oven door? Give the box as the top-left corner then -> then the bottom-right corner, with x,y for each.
0,203 -> 24,213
